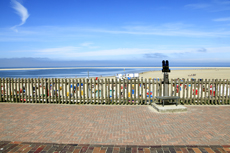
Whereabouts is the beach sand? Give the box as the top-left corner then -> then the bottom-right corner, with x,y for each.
139,68 -> 230,80
96,68 -> 230,80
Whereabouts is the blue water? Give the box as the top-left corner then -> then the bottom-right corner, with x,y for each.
0,67 -> 212,78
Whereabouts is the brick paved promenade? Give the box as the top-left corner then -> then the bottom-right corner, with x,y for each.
0,103 -> 230,152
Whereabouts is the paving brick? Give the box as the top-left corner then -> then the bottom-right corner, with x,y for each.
0,104 -> 230,147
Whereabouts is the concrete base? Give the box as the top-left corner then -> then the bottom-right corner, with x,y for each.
152,103 -> 187,113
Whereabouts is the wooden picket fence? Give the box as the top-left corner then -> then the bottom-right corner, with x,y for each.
0,78 -> 229,105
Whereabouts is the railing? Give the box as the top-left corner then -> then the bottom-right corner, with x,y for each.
0,78 -> 229,105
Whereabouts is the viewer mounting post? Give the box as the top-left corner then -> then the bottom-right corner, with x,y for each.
162,60 -> 170,97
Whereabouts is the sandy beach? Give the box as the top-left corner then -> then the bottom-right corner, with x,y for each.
97,68 -> 230,80
139,68 -> 230,80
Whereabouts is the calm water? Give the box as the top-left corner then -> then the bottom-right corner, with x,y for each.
0,67 -> 160,78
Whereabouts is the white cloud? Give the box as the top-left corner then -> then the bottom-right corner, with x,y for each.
213,17 -> 230,21
11,0 -> 30,31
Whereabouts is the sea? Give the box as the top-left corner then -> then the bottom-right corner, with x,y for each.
0,66 -> 196,78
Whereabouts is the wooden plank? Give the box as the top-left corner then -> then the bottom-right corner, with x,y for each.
5,78 -> 8,102
170,78 -> 173,98
15,78 -> 18,103
178,79 -> 181,104
226,79 -> 229,104
211,79 -> 214,105
76,79 -> 79,104
200,79 -> 203,104
2,78 -> 5,102
69,78 -> 71,104
134,79 -> 136,104
104,78 -> 107,104
186,79 -> 189,104
41,78 -> 44,103
37,78 -> 40,103
21,78 -> 24,103
182,78 -> 185,104
111,79 -> 113,104
93,78 -> 96,104
123,79 -> 125,104
159,79 -> 162,97
83,79 -> 86,104
193,79 -> 196,105
115,78 -> 117,104
51,78 -> 54,103
31,78 -> 34,103
207,79 -> 210,105
87,79 -> 89,104
126,79 -> 129,104
47,78 -> 50,103
155,79 -> 158,103
204,79 -> 207,105
101,79 -> 104,104
214,79 -> 217,105
119,79 -> 121,104
24,78 -> 27,103
152,79 -> 155,102
217,79 -> 220,104
55,78 -> 57,103
189,79 -> 192,105
64,78 -> 67,104
221,79 -> 224,105
9,78 -> 12,102
141,78 -> 143,104
197,79 -> 200,105
148,79 -> 151,105
57,79 -> 60,104
61,79 -> 63,103
79,79 -> 82,104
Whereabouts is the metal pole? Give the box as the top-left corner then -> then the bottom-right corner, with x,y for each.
164,72 -> 169,96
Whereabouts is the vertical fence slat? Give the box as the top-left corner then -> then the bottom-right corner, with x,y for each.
3,78 -> 5,102
87,79 -> 89,104
182,78 -> 185,104
204,79 -> 207,104
201,79 -> 204,104
83,79 -> 86,104
186,79 -> 189,104
217,79 -> 220,104
207,79 -> 210,105
197,79 -> 200,105
6,78 -> 8,102
221,80 -> 224,105
148,79 -> 151,105
9,78 -> 12,102
141,78 -> 143,104
15,78 -> 18,103
134,79 -> 136,104
25,78 -> 27,103
115,78 -> 117,104
64,78 -> 67,104
226,79 -> 229,104
68,79 -> 71,104
123,79 -> 125,104
119,79 -> 121,104
104,78 -> 107,104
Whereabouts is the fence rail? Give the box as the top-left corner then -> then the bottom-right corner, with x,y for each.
0,78 -> 229,105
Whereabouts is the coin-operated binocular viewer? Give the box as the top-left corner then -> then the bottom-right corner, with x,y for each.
162,60 -> 170,96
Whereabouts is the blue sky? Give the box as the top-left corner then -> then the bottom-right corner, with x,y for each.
0,0 -> 230,67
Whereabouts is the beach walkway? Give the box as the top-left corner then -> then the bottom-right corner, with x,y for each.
0,103 -> 230,152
